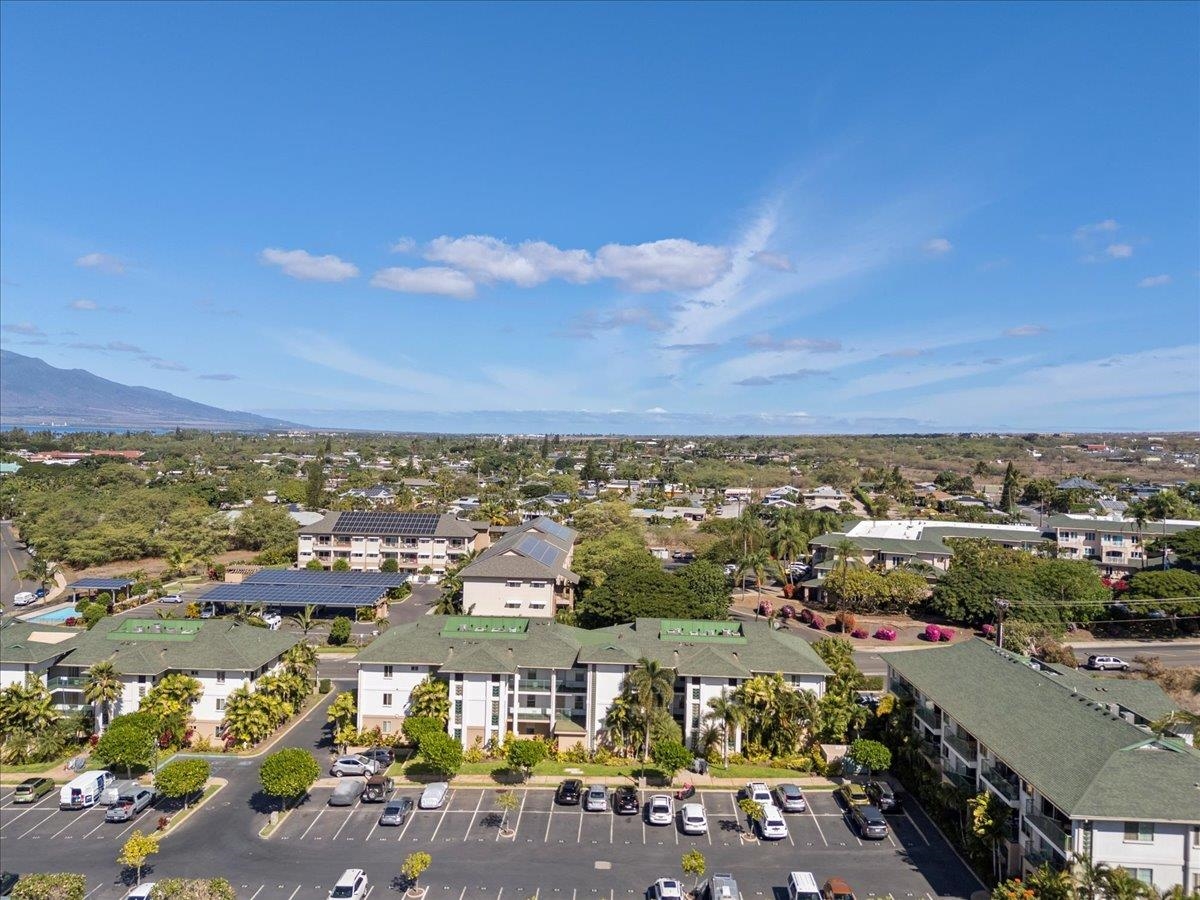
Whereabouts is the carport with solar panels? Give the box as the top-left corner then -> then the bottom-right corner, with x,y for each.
197,568 -> 409,617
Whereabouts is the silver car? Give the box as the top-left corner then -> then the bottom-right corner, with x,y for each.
583,784 -> 607,811
647,794 -> 674,826
330,755 -> 378,777
775,782 -> 807,812
680,802 -> 708,834
418,781 -> 449,809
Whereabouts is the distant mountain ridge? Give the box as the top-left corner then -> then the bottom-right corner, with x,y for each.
0,351 -> 299,430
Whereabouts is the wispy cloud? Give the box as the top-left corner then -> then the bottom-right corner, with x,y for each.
1138,274 -> 1172,288
2,321 -> 45,337
735,369 -> 826,386
746,334 -> 842,353
751,251 -> 793,272
68,298 -> 129,313
140,355 -> 188,371
1004,324 -> 1048,337
195,299 -> 240,317
260,248 -> 359,282
370,266 -> 477,299
1074,218 -> 1119,239
923,237 -> 953,255
1105,243 -> 1133,259
566,306 -> 667,339
198,373 -> 239,381
883,347 -> 927,358
68,340 -> 145,353
389,237 -> 417,254
657,342 -> 720,354
75,252 -> 126,274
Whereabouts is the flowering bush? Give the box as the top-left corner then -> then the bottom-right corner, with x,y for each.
758,600 -> 773,617
799,608 -> 814,624
939,627 -> 955,642
780,605 -> 797,620
873,627 -> 897,641
923,624 -> 942,642
64,616 -> 80,627
809,614 -> 825,630
980,623 -> 996,637
851,628 -> 868,639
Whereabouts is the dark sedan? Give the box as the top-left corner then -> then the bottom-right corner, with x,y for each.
554,779 -> 583,805
613,785 -> 639,815
378,796 -> 414,826
362,746 -> 395,767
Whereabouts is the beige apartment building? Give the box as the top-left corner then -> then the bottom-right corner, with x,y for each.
458,517 -> 579,618
1046,514 -> 1200,578
297,511 -> 481,575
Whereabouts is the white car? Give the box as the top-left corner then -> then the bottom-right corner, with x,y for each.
650,878 -> 684,900
261,610 -> 282,630
647,794 -> 674,826
12,591 -> 35,607
124,885 -> 156,900
328,868 -> 368,900
757,802 -> 789,840
159,594 -> 183,604
680,801 -> 708,834
418,781 -> 449,809
745,781 -> 772,805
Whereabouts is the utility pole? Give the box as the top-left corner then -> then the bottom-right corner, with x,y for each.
993,597 -> 1010,649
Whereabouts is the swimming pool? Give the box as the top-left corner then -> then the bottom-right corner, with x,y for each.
24,605 -> 78,625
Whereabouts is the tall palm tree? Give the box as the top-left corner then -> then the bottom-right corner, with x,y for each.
18,556 -> 61,593
603,694 -> 639,757
770,523 -> 807,573
289,605 -> 319,636
705,689 -> 745,767
282,641 -> 318,687
625,658 -> 675,762
737,549 -> 771,607
84,661 -> 124,733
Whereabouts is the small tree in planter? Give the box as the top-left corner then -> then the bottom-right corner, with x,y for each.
835,611 -> 857,634
495,790 -> 520,837
847,739 -> 892,775
506,739 -> 547,781
737,798 -> 764,836
401,852 -> 432,895
681,849 -> 707,893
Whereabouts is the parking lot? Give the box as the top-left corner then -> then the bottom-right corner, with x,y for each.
0,785 -> 165,845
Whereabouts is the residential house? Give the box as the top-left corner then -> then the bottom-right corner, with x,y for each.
458,518 -> 579,618
1046,513 -> 1200,578
297,511 -> 480,575
887,639 -> 1199,893
354,616 -> 831,752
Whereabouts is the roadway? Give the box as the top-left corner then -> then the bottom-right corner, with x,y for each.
0,518 -> 35,615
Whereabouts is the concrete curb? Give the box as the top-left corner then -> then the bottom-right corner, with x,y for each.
159,777 -> 227,839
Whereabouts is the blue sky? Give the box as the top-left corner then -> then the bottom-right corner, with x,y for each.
2,2 -> 1197,434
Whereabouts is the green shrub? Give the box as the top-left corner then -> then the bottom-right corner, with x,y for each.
328,616 -> 352,645
12,873 -> 87,900
318,678 -> 332,694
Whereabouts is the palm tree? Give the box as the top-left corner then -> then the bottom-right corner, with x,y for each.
769,523 -> 807,571
289,605 -> 319,636
18,556 -> 61,593
165,546 -> 196,578
0,676 -> 60,737
603,694 -> 639,757
84,661 -> 124,733
407,676 -> 450,723
736,549 -> 771,608
282,641 -> 318,688
625,658 -> 675,763
705,689 -> 745,767
1098,865 -> 1156,900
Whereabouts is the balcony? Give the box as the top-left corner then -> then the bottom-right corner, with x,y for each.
945,769 -> 976,792
47,675 -> 87,689
943,732 -> 978,764
980,764 -> 1021,804
558,681 -> 588,693
518,679 -> 551,692
514,706 -> 551,719
914,704 -> 942,733
1024,847 -> 1059,869
1025,813 -> 1071,854
917,739 -> 942,767
890,682 -> 913,700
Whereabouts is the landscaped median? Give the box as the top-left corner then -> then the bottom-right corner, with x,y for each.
156,777 -> 226,837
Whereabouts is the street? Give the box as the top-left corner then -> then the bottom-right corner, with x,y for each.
0,518 -> 35,615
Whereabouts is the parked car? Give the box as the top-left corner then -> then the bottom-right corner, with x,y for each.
159,594 -> 183,604
614,785 -> 639,815
105,787 -> 156,822
418,781 -> 449,809
756,802 -> 789,840
12,591 -> 35,607
775,782 -> 807,812
584,784 -> 608,811
0,871 -> 18,900
123,885 -> 156,900
261,610 -> 282,630
865,780 -> 899,812
378,796 -> 414,826
835,782 -> 870,808
362,746 -> 395,767
822,879 -> 857,900
1088,655 -> 1129,671
328,868 -> 368,900
744,781 -> 772,805
199,603 -> 216,619
786,872 -> 822,900
361,774 -> 394,802
848,804 -> 889,840
649,878 -> 684,900
647,794 -> 674,826
13,777 -> 54,803
328,778 -> 365,807
330,755 -> 378,777
680,802 -> 708,835
555,779 -> 583,805
704,874 -> 740,900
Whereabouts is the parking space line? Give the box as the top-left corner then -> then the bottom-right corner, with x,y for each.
501,789 -> 526,842
49,812 -> 87,840
330,808 -> 356,841
18,808 -> 59,838
543,796 -> 554,843
886,829 -> 898,849
299,809 -> 327,839
83,886 -> 104,899
576,809 -> 583,844
364,808 -> 380,843
395,806 -> 418,843
82,817 -> 108,839
247,887 -> 264,900
640,790 -> 646,845
430,790 -> 456,842
807,804 -> 828,846
284,887 -> 302,900
0,796 -> 56,830
904,809 -> 931,846
609,807 -> 614,844
464,791 -> 484,841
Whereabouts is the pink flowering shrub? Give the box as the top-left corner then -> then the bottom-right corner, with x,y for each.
781,605 -> 797,620
980,623 -> 996,637
939,627 -> 955,642
810,614 -> 825,630
851,628 -> 868,639
799,608 -> 814,624
923,624 -> 942,642
874,627 -> 898,641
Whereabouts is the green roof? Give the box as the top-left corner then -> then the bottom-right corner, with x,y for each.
888,639 -> 1200,823
59,617 -> 300,676
441,617 -> 529,639
0,620 -> 78,665
658,619 -> 745,643
1036,662 -> 1178,723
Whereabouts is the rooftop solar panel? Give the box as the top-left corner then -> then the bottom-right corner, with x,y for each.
67,578 -> 134,590
200,584 -> 385,608
244,569 -> 409,588
515,534 -> 561,567
534,518 -> 574,543
331,511 -> 441,536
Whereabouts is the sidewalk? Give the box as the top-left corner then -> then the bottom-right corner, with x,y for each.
378,771 -> 840,791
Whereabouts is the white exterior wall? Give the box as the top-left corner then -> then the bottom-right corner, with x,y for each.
588,664 -> 628,751
462,578 -> 555,618
356,663 -> 430,732
1089,820 -> 1199,893
449,673 -> 494,744
0,660 -> 47,689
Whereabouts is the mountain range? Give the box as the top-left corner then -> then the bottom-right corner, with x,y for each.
0,351 -> 299,430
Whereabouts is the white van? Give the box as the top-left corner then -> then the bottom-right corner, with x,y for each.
59,770 -> 115,809
787,872 -> 822,900
12,591 -> 35,607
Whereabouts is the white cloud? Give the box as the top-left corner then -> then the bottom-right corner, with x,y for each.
595,239 -> 729,292
1004,324 -> 1048,337
735,369 -> 827,387
390,237 -> 417,254
1075,218 -> 1119,238
645,406 -> 668,414
199,372 -> 238,381
259,248 -> 359,282
1105,243 -> 1133,259
1138,274 -> 1171,288
75,252 -> 126,274
370,266 -> 477,299
923,237 -> 953,255
2,321 -> 45,336
746,334 -> 842,353
68,298 -> 128,313
70,299 -> 98,310
751,251 -> 793,272
567,306 -> 667,338
141,355 -> 188,371
67,340 -> 145,353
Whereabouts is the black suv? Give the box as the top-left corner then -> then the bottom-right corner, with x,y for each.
865,780 -> 899,812
613,785 -> 639,815
554,779 -> 583,805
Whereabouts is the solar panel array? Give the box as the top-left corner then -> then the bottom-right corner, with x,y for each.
68,577 -> 134,590
331,511 -> 441,536
534,518 -> 573,543
515,534 -> 561,567
245,569 -> 408,588
202,583 -> 385,608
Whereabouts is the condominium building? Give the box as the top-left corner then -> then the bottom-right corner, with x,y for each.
887,639 -> 1200,894
297,511 -> 480,575
48,617 -> 299,738
1046,514 -> 1200,578
0,620 -> 80,711
458,517 -> 579,618
354,615 -> 831,752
